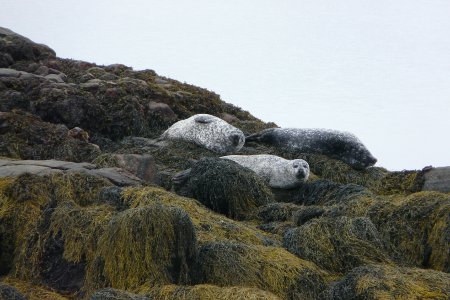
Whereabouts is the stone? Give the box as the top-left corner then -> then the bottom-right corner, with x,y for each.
148,101 -> 177,123
0,283 -> 26,300
44,73 -> 65,83
113,154 -> 157,182
423,167 -> 450,193
89,288 -> 150,300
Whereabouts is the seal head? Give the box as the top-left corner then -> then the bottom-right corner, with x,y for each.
160,114 -> 245,153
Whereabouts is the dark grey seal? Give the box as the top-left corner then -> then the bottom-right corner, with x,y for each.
246,128 -> 377,169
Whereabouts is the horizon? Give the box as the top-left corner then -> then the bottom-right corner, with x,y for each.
1,0 -> 449,171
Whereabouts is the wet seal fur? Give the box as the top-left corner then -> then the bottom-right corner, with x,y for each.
160,114 -> 245,153
246,128 -> 377,170
221,154 -> 310,189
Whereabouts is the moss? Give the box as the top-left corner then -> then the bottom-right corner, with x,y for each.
149,284 -> 281,300
121,186 -> 280,246
0,277 -> 68,300
368,191 -> 450,272
192,241 -> 328,300
283,216 -> 391,273
326,264 -> 450,300
185,158 -> 274,220
292,206 -> 326,226
0,110 -> 100,162
86,203 -> 197,292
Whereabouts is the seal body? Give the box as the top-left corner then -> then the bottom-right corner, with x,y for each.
221,154 -> 310,189
160,114 -> 245,153
246,128 -> 377,170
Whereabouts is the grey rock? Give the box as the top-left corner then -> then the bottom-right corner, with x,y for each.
0,283 -> 26,300
423,166 -> 450,193
89,168 -> 142,186
0,159 -> 142,186
0,165 -> 62,177
114,154 -> 157,182
89,288 -> 150,300
45,73 -> 65,83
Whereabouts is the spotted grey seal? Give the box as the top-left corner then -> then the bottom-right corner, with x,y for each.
221,154 -> 310,189
160,114 -> 245,153
246,128 -> 377,170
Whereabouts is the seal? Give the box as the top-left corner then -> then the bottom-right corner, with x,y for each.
246,128 -> 377,169
160,114 -> 245,153
221,154 -> 310,189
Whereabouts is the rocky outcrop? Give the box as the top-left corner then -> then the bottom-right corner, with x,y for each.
0,159 -> 142,186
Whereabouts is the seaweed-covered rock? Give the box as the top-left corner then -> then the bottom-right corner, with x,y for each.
423,166 -> 450,193
326,264 -> 450,300
0,111 -> 100,162
180,158 -> 274,220
149,284 -> 281,300
256,202 -> 302,222
0,173 -> 113,290
368,191 -> 450,272
87,204 -> 197,291
192,241 -> 327,300
283,216 -> 390,273
122,186 -> 280,246
292,179 -> 373,206
292,206 -> 326,226
89,288 -> 150,300
0,283 -> 26,300
0,26 -> 56,64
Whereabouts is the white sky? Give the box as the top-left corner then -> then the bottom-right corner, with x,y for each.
1,0 -> 449,170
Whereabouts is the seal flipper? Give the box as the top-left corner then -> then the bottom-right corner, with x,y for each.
245,128 -> 276,143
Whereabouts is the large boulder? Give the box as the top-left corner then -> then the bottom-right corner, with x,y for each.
175,158 -> 274,220
326,264 -> 450,300
283,216 -> 391,273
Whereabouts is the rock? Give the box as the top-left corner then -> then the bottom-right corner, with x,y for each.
68,127 -> 90,142
0,26 -> 55,61
0,283 -> 26,300
89,288 -> 150,300
148,101 -> 177,124
44,73 -> 65,83
283,216 -> 390,273
113,154 -> 157,182
326,264 -> 450,300
0,159 -> 142,186
0,111 -> 100,162
221,113 -> 240,123
192,241 -> 327,300
34,65 -> 49,75
423,166 -> 450,193
0,53 -> 13,68
176,158 -> 274,220
292,206 -> 326,226
89,168 -> 142,186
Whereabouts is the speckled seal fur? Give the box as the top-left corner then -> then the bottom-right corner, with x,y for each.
246,128 -> 377,170
160,114 -> 245,153
221,154 -> 310,189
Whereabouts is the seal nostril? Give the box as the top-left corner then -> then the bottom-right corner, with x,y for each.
230,134 -> 241,147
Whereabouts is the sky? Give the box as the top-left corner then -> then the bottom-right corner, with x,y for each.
1,0 -> 449,170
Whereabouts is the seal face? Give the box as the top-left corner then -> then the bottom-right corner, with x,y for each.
221,154 -> 310,189
246,128 -> 377,170
160,114 -> 245,153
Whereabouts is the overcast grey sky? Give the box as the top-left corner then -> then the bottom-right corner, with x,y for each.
2,0 -> 449,170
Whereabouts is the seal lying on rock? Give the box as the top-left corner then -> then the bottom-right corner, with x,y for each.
221,154 -> 310,189
160,114 -> 245,153
246,128 -> 377,170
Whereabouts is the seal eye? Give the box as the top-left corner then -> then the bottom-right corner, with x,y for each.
293,164 -> 299,168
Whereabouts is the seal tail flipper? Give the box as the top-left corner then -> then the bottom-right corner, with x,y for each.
245,128 -> 274,143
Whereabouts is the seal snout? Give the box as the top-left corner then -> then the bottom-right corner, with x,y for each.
229,133 -> 244,147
